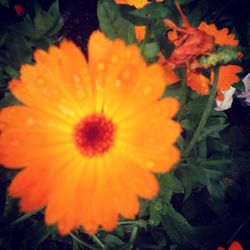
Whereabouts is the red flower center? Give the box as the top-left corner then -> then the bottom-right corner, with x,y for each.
74,114 -> 116,157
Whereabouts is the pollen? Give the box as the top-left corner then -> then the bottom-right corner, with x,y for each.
74,114 -> 116,157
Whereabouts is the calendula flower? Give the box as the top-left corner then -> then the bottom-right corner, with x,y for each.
186,65 -> 242,100
162,0 -> 242,99
198,22 -> 239,47
114,0 -> 150,8
164,0 -> 215,67
0,31 -> 181,235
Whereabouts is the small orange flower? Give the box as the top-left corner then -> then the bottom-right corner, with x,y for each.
115,0 -> 150,8
0,31 -> 181,235
134,26 -> 146,43
213,65 -> 242,91
198,22 -> 239,47
164,0 -> 239,68
229,241 -> 244,250
217,241 -> 244,250
186,65 -> 242,100
187,69 -> 210,95
163,0 -> 215,67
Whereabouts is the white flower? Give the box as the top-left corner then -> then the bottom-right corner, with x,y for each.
236,73 -> 250,106
215,87 -> 236,111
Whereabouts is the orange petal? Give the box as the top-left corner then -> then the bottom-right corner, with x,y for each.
135,25 -> 146,42
187,70 -> 210,95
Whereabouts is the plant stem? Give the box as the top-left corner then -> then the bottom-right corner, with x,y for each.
183,67 -> 219,157
11,209 -> 41,226
179,68 -> 188,107
92,234 -> 105,249
129,226 -> 138,243
69,233 -> 96,250
227,216 -> 250,245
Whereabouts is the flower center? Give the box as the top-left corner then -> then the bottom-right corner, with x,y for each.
74,114 -> 116,157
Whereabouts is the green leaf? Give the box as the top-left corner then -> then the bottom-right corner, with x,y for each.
175,162 -> 209,200
233,81 -> 245,91
124,2 -> 171,21
0,0 -> 8,8
199,123 -> 229,142
149,199 -> 163,227
160,171 -> 183,195
103,234 -> 125,249
26,224 -> 53,248
163,84 -> 182,99
97,0 -> 136,43
34,10 -> 63,38
207,182 -> 226,200
161,205 -> 197,243
0,93 -> 21,108
187,95 -> 209,115
140,42 -> 159,61
48,0 -> 60,16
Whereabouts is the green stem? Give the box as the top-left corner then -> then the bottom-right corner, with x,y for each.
140,25 -> 151,55
118,220 -> 142,226
92,234 -> 105,249
129,226 -> 138,244
11,209 -> 41,226
227,216 -> 250,245
179,68 -> 188,107
183,67 -> 219,157
70,233 -> 96,250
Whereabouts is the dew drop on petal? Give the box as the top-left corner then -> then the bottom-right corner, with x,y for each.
115,80 -> 121,87
9,140 -> 20,146
73,74 -> 80,83
37,78 -> 45,86
111,56 -> 118,64
26,116 -> 36,125
146,161 -> 155,168
97,62 -> 105,70
143,87 -> 152,96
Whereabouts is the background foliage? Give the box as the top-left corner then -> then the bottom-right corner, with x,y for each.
0,0 -> 250,249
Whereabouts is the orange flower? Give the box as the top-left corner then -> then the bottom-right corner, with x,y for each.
187,69 -> 210,95
229,241 -> 244,250
217,241 -> 244,250
0,31 -> 181,235
163,0 -> 215,67
114,0 -> 150,8
211,65 -> 242,92
134,26 -> 146,43
186,65 -> 242,100
198,22 -> 239,47
164,0 -> 239,68
158,53 -> 180,85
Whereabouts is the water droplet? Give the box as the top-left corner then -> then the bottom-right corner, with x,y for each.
26,116 -> 36,125
10,140 -> 20,146
111,56 -> 118,63
37,78 -> 45,85
148,138 -> 154,143
73,74 -> 80,83
97,62 -> 105,70
143,87 -> 152,95
125,50 -> 132,59
146,161 -> 155,168
115,80 -> 121,87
